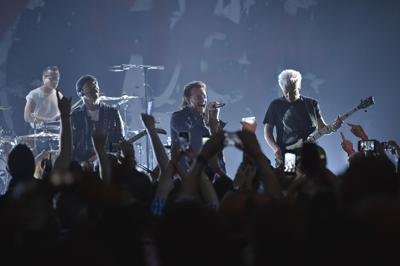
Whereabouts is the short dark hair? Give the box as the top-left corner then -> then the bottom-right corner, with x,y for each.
181,81 -> 206,108
75,74 -> 97,97
42,66 -> 59,76
7,144 -> 35,180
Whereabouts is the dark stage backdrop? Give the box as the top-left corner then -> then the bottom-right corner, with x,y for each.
1,0 -> 399,175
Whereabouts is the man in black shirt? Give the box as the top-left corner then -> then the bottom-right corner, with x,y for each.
263,69 -> 342,164
71,75 -> 124,162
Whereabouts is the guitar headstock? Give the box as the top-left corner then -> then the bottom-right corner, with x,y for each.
357,96 -> 375,110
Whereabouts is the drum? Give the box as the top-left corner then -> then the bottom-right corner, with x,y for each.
0,136 -> 17,159
17,131 -> 59,155
0,158 -> 11,195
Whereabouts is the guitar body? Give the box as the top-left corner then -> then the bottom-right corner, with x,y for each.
278,96 -> 374,160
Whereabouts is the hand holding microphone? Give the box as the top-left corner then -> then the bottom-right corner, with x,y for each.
206,101 -> 225,120
202,101 -> 224,127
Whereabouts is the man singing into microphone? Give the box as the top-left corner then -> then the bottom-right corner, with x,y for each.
170,80 -> 225,155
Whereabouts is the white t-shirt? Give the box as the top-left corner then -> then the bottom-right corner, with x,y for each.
87,109 -> 100,122
26,87 -> 60,120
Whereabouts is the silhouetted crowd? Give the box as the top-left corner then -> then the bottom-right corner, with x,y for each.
0,96 -> 399,266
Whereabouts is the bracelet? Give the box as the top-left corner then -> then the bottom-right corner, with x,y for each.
196,154 -> 208,165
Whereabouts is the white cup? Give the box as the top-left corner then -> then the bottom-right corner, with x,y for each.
241,116 -> 256,124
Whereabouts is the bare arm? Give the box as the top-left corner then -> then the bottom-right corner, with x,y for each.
264,123 -> 282,162
53,91 -> 72,174
141,113 -> 169,173
239,130 -> 283,198
181,131 -> 225,198
264,123 -> 279,151
180,158 -> 206,197
154,160 -> 175,199
153,144 -> 184,216
24,98 -> 36,123
199,172 -> 219,207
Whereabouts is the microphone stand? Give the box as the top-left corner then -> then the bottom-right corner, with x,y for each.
109,63 -> 164,169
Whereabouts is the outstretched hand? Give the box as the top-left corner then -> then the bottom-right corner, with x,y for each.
236,130 -> 263,159
347,123 -> 368,140
340,131 -> 355,156
56,90 -> 71,117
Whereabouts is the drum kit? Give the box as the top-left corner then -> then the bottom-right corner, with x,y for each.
0,94 -> 144,194
0,107 -> 14,194
0,62 -> 167,192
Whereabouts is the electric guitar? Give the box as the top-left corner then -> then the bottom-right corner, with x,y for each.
285,96 -> 375,151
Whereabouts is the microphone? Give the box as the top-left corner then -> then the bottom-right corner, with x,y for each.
215,102 -> 226,108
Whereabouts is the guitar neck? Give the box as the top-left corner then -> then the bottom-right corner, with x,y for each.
339,107 -> 359,121
308,107 -> 360,143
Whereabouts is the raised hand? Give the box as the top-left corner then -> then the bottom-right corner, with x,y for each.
347,122 -> 368,140
236,130 -> 263,158
340,131 -> 355,156
206,101 -> 220,121
199,131 -> 225,159
240,121 -> 257,133
141,113 -> 156,129
56,90 -> 71,117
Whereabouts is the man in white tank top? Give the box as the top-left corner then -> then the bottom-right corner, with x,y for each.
24,66 -> 63,128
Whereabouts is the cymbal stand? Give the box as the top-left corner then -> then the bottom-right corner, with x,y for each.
109,64 -> 164,169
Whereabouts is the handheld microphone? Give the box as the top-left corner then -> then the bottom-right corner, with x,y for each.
215,103 -> 226,108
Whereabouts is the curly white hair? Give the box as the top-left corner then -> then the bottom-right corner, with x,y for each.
278,69 -> 302,90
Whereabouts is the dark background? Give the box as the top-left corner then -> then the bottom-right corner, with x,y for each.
1,0 -> 399,175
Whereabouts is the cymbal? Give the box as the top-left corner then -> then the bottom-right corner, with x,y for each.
0,106 -> 11,111
99,95 -> 139,101
19,131 -> 59,139
0,137 -> 17,145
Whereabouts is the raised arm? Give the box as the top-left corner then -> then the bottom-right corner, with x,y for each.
181,131 -> 224,197
151,145 -> 183,216
24,98 -> 36,123
141,113 -> 169,173
239,130 -> 283,198
53,90 -> 72,173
